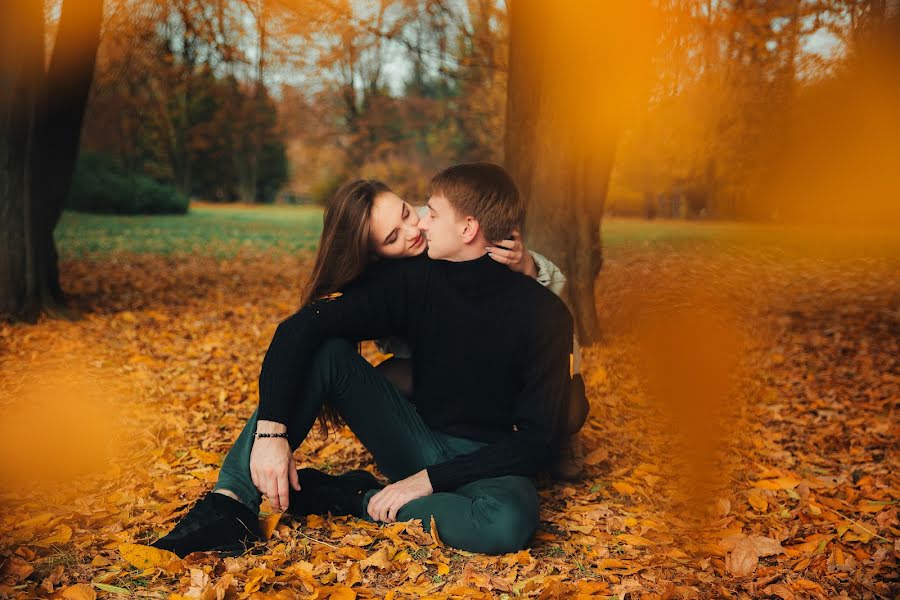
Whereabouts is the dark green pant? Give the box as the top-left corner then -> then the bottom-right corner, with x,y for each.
215,338 -> 539,554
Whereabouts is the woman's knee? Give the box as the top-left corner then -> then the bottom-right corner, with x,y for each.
310,338 -> 358,375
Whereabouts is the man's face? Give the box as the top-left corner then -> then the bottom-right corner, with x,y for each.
420,193 -> 466,260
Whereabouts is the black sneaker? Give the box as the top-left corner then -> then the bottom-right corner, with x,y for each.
151,492 -> 263,557
288,469 -> 382,518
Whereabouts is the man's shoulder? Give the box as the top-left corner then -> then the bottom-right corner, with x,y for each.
512,273 -> 574,330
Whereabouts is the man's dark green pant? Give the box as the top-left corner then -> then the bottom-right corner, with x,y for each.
215,338 -> 539,554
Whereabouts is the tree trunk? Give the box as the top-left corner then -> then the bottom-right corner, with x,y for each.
0,0 -> 102,322
504,2 -> 655,344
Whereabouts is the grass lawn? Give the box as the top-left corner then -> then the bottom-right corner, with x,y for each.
56,202 -> 325,257
56,201 -> 899,259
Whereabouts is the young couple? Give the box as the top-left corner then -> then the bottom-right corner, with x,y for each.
153,162 -> 588,557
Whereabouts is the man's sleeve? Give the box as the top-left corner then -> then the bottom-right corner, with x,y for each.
425,304 -> 574,492
257,259 -> 420,425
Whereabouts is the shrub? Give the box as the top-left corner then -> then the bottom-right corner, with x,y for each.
67,153 -> 189,215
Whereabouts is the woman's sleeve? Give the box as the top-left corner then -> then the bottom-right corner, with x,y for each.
528,250 -> 567,297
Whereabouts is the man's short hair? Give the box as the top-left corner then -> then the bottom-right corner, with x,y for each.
427,162 -> 524,241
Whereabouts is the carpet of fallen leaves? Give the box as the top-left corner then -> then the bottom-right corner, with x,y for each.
1,233 -> 897,599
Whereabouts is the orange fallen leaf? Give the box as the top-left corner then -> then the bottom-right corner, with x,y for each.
0,556 -> 33,582
748,491 -> 769,512
429,515 -> 444,547
616,534 -> 655,547
118,543 -> 181,570
360,547 -> 392,570
406,562 -> 425,582
34,524 -> 72,547
345,563 -> 362,587
17,513 -> 53,529
60,583 -> 96,600
752,477 -> 801,490
190,448 -> 223,465
340,533 -> 373,546
583,447 -> 609,466
328,586 -> 356,600
597,558 -> 628,569
258,513 -> 280,540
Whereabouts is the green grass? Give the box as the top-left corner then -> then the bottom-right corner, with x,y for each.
55,203 -> 899,259
56,203 -> 324,258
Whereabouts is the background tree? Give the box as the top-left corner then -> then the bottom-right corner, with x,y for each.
504,2 -> 657,343
1,0 -> 103,322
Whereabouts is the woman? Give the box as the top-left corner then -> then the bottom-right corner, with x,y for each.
302,179 -> 588,478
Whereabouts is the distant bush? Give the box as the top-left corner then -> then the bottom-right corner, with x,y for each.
310,172 -> 347,206
67,153 -> 189,215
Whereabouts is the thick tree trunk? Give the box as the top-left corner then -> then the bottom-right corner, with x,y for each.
504,2 -> 655,344
0,0 -> 102,322
1,0 -> 47,322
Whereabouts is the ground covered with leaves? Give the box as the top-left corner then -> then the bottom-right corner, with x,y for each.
1,214 -> 897,599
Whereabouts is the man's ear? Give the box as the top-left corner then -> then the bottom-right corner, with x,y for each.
460,216 -> 480,244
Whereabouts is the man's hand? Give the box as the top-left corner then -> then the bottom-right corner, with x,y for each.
367,469 -> 433,523
486,229 -> 537,278
249,420 -> 300,512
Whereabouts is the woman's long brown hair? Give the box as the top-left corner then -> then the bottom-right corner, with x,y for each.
302,179 -> 391,434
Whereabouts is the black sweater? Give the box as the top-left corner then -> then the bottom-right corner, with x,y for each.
257,253 -> 574,492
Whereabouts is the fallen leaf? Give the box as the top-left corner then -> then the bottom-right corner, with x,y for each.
0,556 -> 33,582
360,547 -> 392,570
748,491 -> 769,512
190,448 -> 223,465
753,477 -> 801,490
613,482 -> 636,495
429,515 -> 444,547
345,563 -> 362,587
34,524 -> 72,547
725,535 -> 784,576
60,584 -> 96,600
118,543 -> 181,570
259,513 -> 280,539
616,534 -> 656,547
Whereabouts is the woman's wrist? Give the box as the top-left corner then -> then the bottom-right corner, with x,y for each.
256,419 -> 288,434
525,253 -> 539,279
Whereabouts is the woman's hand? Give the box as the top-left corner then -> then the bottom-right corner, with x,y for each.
486,229 -> 538,278
249,422 -> 300,512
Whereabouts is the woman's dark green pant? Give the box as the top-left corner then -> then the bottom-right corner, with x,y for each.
215,338 -> 539,555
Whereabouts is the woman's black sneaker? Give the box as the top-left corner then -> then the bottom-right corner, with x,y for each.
289,469 -> 382,518
151,492 -> 263,557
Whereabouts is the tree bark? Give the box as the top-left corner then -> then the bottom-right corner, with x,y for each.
0,0 -> 102,322
504,2 -> 655,344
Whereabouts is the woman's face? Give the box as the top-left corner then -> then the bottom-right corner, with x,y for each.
369,191 -> 426,258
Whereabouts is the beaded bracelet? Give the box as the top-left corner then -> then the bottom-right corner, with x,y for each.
254,432 -> 288,439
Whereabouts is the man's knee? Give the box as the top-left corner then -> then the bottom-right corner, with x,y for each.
482,501 -> 538,554
475,479 -> 539,554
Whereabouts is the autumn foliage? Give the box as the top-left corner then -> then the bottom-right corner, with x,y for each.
1,213 -> 896,598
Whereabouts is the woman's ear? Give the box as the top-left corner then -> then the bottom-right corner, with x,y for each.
460,216 -> 481,244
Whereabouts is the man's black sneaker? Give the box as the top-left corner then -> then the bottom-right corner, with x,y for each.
151,492 -> 263,557
288,469 -> 382,519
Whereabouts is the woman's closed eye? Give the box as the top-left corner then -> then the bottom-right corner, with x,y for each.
383,203 -> 411,246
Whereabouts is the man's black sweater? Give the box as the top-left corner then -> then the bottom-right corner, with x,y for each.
257,253 -> 574,492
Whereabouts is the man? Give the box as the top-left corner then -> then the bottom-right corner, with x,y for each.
153,162 -> 574,556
